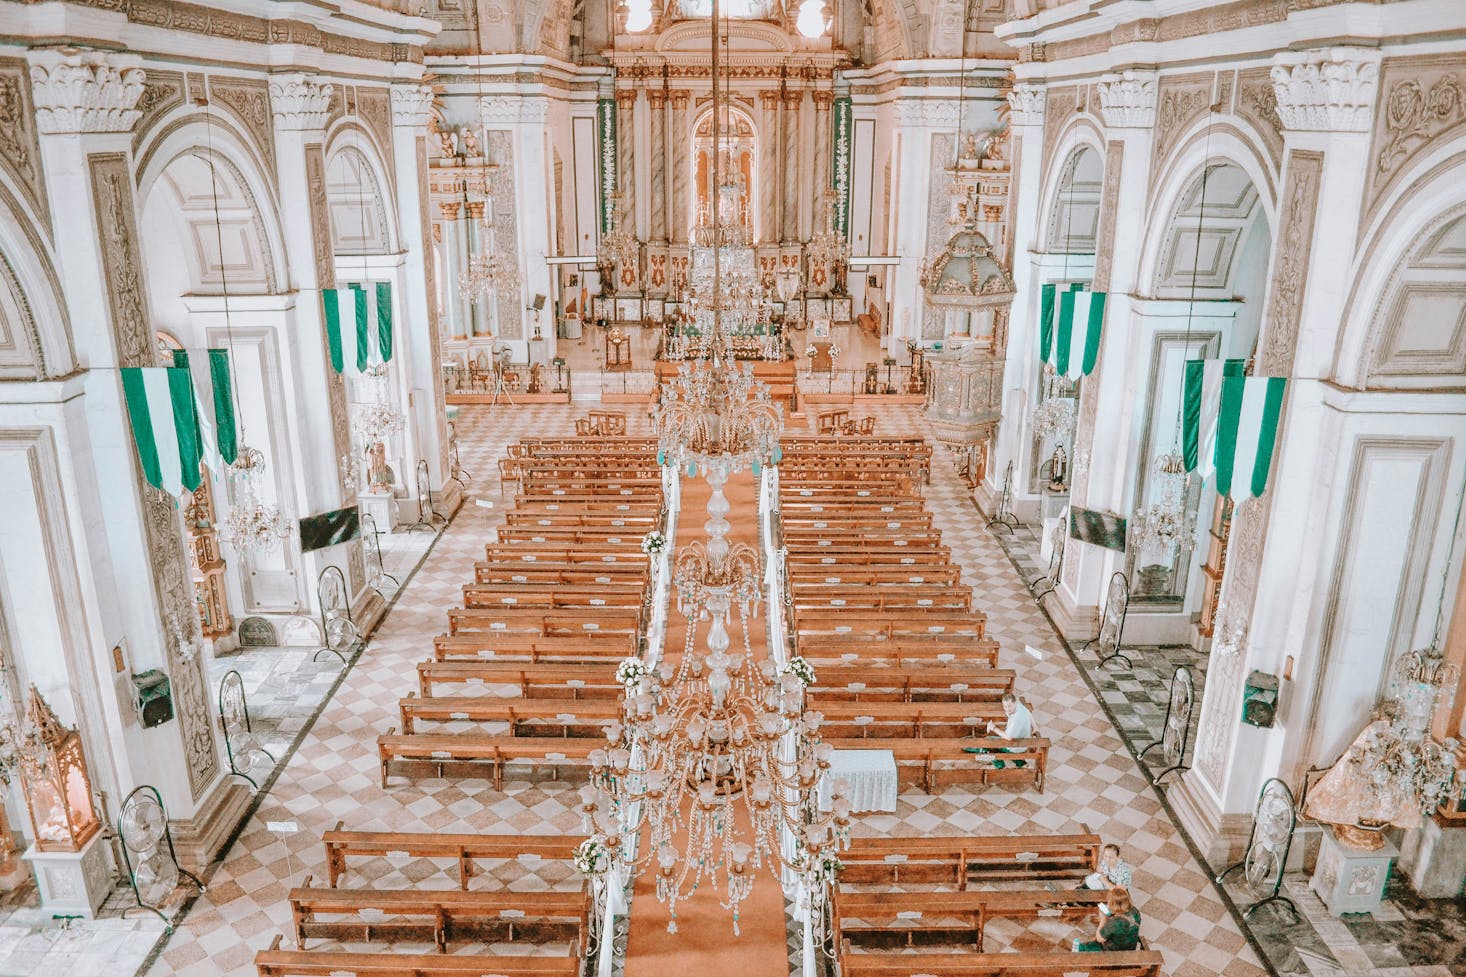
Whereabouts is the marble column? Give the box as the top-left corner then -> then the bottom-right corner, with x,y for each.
25,48 -> 244,863
670,89 -> 690,244
759,89 -> 781,245
388,85 -> 451,502
616,87 -> 637,236
812,90 -> 834,198
781,88 -> 803,244
440,201 -> 468,339
648,87 -> 668,243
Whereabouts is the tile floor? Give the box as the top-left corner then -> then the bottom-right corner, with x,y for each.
12,401 -> 1453,977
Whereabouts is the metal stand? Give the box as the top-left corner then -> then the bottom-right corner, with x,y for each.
117,785 -> 204,930
218,670 -> 277,789
489,345 -> 517,407
447,421 -> 471,489
312,564 -> 361,664
360,511 -> 401,591
403,458 -> 448,534
1216,778 -> 1301,921
1136,665 -> 1194,783
1030,512 -> 1067,601
1081,570 -> 1131,669
986,460 -> 1020,533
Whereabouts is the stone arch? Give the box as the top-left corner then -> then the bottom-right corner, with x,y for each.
0,177 -> 73,378
1337,139 -> 1466,390
1041,140 -> 1105,255
324,125 -> 398,256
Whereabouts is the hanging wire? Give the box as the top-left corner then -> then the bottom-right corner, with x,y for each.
198,95 -> 247,446
1172,102 -> 1217,441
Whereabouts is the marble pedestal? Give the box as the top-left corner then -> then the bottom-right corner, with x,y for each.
1310,826 -> 1397,915
23,832 -> 112,918
1399,812 -> 1466,898
359,490 -> 398,532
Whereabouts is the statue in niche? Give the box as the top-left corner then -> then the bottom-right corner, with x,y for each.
365,442 -> 395,489
960,132 -> 981,163
461,126 -> 480,159
984,128 -> 1008,163
437,124 -> 457,159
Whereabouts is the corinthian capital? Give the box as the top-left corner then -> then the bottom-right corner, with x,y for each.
1097,71 -> 1157,129
390,84 -> 434,128
1006,84 -> 1046,127
1270,48 -> 1381,133
268,73 -> 334,131
28,50 -> 145,135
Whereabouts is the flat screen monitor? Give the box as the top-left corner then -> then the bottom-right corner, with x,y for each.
1069,507 -> 1127,552
299,506 -> 360,553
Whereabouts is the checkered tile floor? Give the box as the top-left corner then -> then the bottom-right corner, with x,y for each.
136,403 -> 1274,977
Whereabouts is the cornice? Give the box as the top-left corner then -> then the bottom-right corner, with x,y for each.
1006,83 -> 1046,127
28,50 -> 145,135
268,73 -> 334,131
389,84 -> 434,127
1096,70 -> 1157,129
1270,47 -> 1381,133
480,93 -> 550,125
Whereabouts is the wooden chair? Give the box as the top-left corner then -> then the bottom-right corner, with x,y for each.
498,458 -> 521,495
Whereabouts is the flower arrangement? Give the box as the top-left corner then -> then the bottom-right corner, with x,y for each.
781,656 -> 816,687
573,837 -> 609,876
641,530 -> 667,555
827,346 -> 841,359
803,344 -> 818,359
616,657 -> 650,687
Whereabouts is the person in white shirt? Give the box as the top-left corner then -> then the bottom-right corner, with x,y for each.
1080,844 -> 1134,907
980,693 -> 1033,769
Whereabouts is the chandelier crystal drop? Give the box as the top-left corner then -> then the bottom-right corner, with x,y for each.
598,193 -> 639,280
806,187 -> 850,269
217,445 -> 291,555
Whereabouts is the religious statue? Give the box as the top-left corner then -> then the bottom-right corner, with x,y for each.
959,132 -> 981,164
527,363 -> 545,394
1048,443 -> 1069,491
366,441 -> 395,489
435,121 -> 457,160
461,126 -> 480,159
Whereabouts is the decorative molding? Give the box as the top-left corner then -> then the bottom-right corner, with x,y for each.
1006,84 -> 1046,127
209,76 -> 276,179
304,143 -> 354,498
0,58 -> 49,233
1089,141 -> 1125,292
1373,58 -> 1466,183
416,134 -> 449,476
28,50 -> 145,135
481,94 -> 548,125
131,69 -> 185,152
488,130 -> 523,340
389,84 -> 434,127
1235,66 -> 1285,167
268,73 -> 333,131
1270,48 -> 1381,133
1151,73 -> 1221,180
356,86 -> 393,155
895,99 -> 961,127
91,151 -> 220,799
1096,71 -> 1157,129
1257,150 -> 1323,377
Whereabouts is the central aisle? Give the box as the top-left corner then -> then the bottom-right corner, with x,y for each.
622,465 -> 792,975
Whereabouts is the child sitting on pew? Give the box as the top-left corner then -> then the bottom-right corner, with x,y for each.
1073,886 -> 1142,952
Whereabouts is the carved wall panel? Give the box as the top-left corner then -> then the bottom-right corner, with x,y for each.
1151,72 -> 1226,184
131,70 -> 185,153
1039,86 -> 1077,198
356,87 -> 395,188
90,152 -> 220,799
417,135 -> 449,475
922,133 -> 955,341
207,76 -> 277,182
1257,150 -> 1323,377
1234,66 -> 1284,168
0,58 -> 48,232
1089,140 -> 1125,292
1365,54 -> 1466,226
488,131 -> 523,340
304,143 -> 354,494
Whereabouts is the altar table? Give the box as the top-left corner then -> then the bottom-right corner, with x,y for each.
819,749 -> 898,813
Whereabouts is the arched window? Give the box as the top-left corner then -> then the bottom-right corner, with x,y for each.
692,106 -> 758,241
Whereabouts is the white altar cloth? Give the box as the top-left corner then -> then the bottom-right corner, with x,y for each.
818,749 -> 898,813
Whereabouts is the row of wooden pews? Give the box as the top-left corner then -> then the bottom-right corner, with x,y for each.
776,436 -> 1050,792
378,435 -> 661,788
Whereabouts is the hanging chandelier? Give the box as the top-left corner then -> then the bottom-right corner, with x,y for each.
653,361 -> 783,472
352,364 -> 406,448
1130,450 -> 1192,558
218,446 -> 292,555
458,210 -> 521,302
806,187 -> 849,269
598,192 -> 639,280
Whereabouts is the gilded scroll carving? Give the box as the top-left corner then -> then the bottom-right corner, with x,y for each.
1152,74 -> 1219,180
132,70 -> 184,151
91,152 -> 219,799
1257,150 -> 1323,377
1364,56 -> 1466,221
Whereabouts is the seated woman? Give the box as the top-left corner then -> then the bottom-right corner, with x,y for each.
1073,887 -> 1141,952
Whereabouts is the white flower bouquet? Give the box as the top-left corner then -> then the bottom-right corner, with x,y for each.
573,837 -> 608,876
641,530 -> 667,555
616,657 -> 650,687
781,655 -> 817,687
804,344 -> 818,359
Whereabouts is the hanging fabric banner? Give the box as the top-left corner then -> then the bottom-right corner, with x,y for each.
831,96 -> 853,240
1181,358 -> 1245,477
172,348 -> 237,466
121,366 -> 204,497
1181,359 -> 1287,500
597,97 -> 617,237
1038,283 -> 1104,378
323,282 -> 394,374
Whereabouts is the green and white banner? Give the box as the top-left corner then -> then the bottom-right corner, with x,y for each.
1038,282 -> 1104,379
172,348 -> 237,466
121,366 -> 205,498
1182,359 -> 1286,500
832,96 -> 853,240
323,282 -> 393,374
597,97 -> 617,237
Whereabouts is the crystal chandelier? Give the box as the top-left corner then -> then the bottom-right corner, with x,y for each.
806,187 -> 849,270
458,206 -> 521,301
352,364 -> 406,448
653,361 -> 783,473
1130,450 -> 1192,558
218,445 -> 291,555
598,192 -> 639,281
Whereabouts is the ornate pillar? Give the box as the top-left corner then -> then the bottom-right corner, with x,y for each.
648,87 -> 668,244
1171,50 -> 1382,867
812,90 -> 834,200
781,88 -> 803,244
616,87 -> 637,239
439,201 -> 468,339
759,90 -> 781,244
669,89 -> 690,245
27,49 -> 241,861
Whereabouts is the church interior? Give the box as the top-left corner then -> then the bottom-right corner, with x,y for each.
0,0 -> 1465,975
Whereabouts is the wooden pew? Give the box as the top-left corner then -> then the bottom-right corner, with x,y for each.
434,634 -> 633,664
836,952 -> 1164,977
321,825 -> 585,889
504,510 -> 658,528
836,833 -> 1100,887
476,563 -> 648,586
495,527 -> 653,546
462,584 -> 646,610
808,699 -> 1004,738
398,694 -> 619,734
809,664 -> 1016,701
417,661 -> 621,698
797,637 -> 1001,669
377,731 -> 597,788
832,887 -> 1106,952
290,878 -> 589,952
790,567 -> 963,587
792,589 -> 973,614
447,606 -> 640,637
792,610 -> 984,640
254,937 -> 581,977
824,736 -> 1049,792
